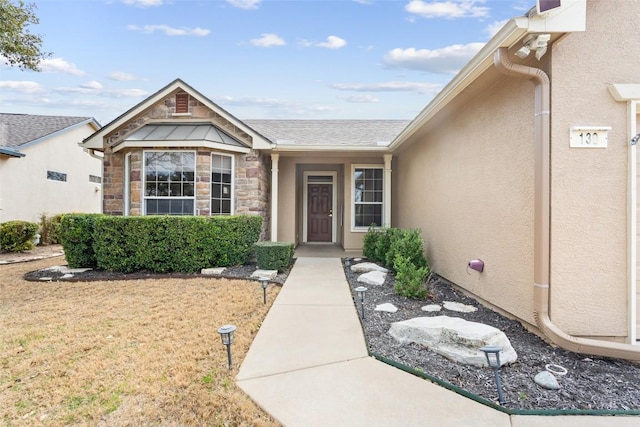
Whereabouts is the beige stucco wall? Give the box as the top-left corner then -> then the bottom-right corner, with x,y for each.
393,77 -> 537,326
276,154 -> 385,250
0,124 -> 102,223
548,0 -> 640,337
393,0 -> 639,339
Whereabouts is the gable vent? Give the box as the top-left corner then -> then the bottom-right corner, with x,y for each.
175,93 -> 189,113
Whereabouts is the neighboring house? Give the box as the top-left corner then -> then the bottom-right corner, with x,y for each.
390,0 -> 640,359
0,114 -> 102,223
81,0 -> 640,360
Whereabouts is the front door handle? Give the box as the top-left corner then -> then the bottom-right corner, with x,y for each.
329,209 -> 333,217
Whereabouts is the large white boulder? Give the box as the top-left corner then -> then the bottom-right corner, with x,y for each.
357,270 -> 386,286
388,316 -> 517,367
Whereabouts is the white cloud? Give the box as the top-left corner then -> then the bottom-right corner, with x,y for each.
338,94 -> 379,103
383,42 -> 485,74
0,81 -> 43,94
333,81 -> 442,95
250,33 -> 286,47
405,0 -> 490,19
353,0 -> 373,4
127,24 -> 210,36
485,19 -> 508,37
214,95 -> 333,117
54,84 -> 148,98
39,58 -> 85,76
108,71 -> 137,81
81,81 -> 104,90
317,35 -> 347,49
122,0 -> 164,7
226,0 -> 261,9
300,36 -> 347,49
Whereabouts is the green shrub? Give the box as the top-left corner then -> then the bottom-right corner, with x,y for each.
254,241 -> 294,271
386,228 -> 427,270
39,213 -> 63,245
60,214 -> 101,268
394,254 -> 429,299
362,224 -> 382,262
90,215 -> 263,273
0,220 -> 39,252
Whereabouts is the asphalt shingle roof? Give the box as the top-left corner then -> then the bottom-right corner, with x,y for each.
0,113 -> 92,149
244,119 -> 410,147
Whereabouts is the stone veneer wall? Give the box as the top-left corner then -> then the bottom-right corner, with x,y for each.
101,89 -> 271,238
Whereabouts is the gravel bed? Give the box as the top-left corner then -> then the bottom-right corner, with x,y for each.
344,258 -> 640,412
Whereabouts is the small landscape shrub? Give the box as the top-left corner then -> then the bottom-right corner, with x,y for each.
39,213 -> 63,245
0,220 -> 39,252
362,224 -> 382,262
394,254 -> 429,299
386,228 -> 427,270
255,241 -> 294,272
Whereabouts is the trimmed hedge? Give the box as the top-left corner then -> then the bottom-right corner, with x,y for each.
255,241 -> 294,272
60,214 -> 263,272
0,220 -> 39,252
60,214 -> 102,268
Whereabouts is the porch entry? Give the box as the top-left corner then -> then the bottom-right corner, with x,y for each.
303,172 -> 337,243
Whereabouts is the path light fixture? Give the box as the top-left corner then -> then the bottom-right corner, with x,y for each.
481,345 -> 504,404
259,278 -> 269,304
355,286 -> 367,320
217,324 -> 237,370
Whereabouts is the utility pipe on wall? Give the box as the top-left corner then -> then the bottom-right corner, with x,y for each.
494,47 -> 640,361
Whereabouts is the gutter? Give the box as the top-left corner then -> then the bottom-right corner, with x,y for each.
494,47 -> 640,361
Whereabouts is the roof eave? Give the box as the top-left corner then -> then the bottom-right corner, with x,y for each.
272,145 -> 391,153
18,117 -> 100,151
0,147 -> 26,157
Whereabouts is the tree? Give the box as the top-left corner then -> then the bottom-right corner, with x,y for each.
0,0 -> 50,71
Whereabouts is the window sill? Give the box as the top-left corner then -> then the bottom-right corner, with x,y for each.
171,113 -> 192,117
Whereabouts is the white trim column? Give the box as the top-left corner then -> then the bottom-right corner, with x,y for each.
383,154 -> 392,228
270,153 -> 279,242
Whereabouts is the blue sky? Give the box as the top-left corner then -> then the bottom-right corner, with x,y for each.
1,0 -> 533,125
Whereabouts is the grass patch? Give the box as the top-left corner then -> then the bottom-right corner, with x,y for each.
0,257 -> 281,426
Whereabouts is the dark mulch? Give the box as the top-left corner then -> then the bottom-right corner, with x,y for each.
23,261 -> 293,285
344,258 -> 640,412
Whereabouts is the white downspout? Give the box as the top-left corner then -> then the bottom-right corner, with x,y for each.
270,153 -> 279,242
124,152 -> 131,216
495,47 -> 640,361
628,100 -> 638,343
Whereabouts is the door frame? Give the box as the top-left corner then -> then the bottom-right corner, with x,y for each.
303,171 -> 337,243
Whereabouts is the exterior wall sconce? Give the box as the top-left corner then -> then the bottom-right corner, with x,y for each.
515,33 -> 551,60
259,278 -> 269,304
481,345 -> 504,404
355,286 -> 367,320
217,324 -> 237,370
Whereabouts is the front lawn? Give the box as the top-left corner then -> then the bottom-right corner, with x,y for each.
0,257 -> 280,426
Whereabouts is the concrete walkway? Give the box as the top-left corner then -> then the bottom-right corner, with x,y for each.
237,257 -> 639,427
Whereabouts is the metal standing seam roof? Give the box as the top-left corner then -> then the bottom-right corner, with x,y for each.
244,120 -> 411,147
123,123 -> 248,148
0,113 -> 94,149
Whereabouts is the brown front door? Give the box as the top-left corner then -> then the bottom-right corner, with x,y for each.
307,184 -> 332,242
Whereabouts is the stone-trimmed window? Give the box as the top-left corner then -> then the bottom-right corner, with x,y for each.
89,174 -> 102,183
211,153 -> 233,215
352,165 -> 383,229
47,170 -> 67,182
144,151 -> 195,215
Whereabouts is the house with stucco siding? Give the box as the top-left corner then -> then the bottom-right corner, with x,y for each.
82,0 -> 640,360
0,114 -> 102,223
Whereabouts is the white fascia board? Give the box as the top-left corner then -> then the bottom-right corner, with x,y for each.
112,140 -> 251,154
20,118 -> 99,151
609,84 -> 640,102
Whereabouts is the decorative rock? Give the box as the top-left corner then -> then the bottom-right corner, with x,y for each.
357,270 -> 386,286
251,269 -> 278,280
421,304 -> 442,312
201,267 -> 225,275
61,274 -> 74,279
443,301 -> 478,313
63,267 -> 92,274
388,316 -> 517,367
350,262 -> 388,273
38,277 -> 53,281
534,371 -> 560,390
375,303 -> 398,313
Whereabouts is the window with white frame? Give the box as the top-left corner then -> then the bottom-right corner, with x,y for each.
211,153 -> 233,215
144,151 -> 195,215
353,166 -> 383,228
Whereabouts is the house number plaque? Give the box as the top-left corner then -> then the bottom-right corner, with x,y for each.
570,126 -> 610,148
